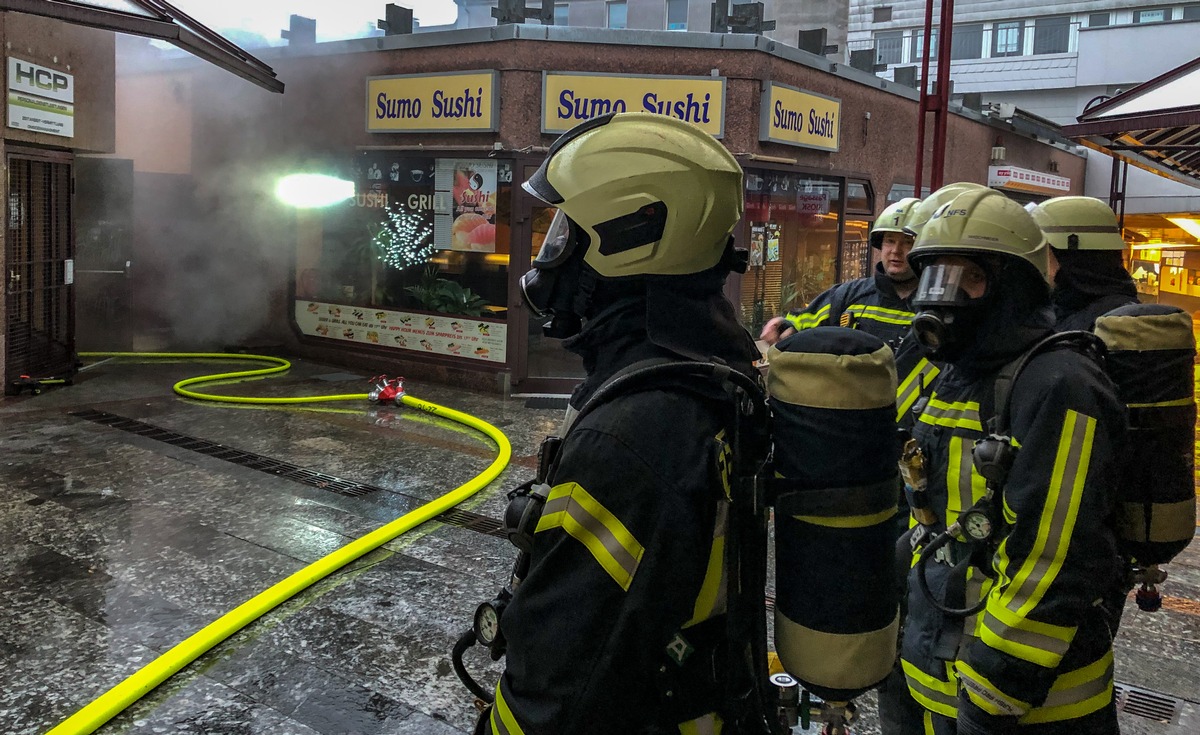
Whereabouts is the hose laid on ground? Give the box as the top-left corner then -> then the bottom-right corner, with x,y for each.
48,353 -> 512,735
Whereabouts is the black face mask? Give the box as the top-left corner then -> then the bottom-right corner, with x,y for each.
910,261 -> 994,361
519,211 -> 590,338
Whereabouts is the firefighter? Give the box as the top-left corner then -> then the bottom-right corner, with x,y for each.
900,186 -> 1127,734
1028,196 -> 1138,332
481,112 -> 764,734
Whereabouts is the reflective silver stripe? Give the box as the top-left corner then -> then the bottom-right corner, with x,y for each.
1003,412 -> 1092,613
982,611 -> 1070,658
902,665 -> 959,709
922,401 -> 983,429
538,492 -> 641,587
1041,661 -> 1113,708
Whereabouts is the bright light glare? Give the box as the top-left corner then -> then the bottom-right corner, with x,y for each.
275,173 -> 354,208
1166,217 -> 1200,242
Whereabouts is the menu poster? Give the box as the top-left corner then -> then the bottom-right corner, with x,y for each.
296,301 -> 507,363
749,223 -> 765,267
434,159 -> 497,252
766,223 -> 781,262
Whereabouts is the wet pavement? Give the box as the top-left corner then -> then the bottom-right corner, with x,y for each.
0,354 -> 1197,734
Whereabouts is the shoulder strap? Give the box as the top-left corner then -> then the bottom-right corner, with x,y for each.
990,330 -> 1105,436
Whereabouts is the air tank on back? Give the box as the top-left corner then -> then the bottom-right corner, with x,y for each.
767,327 -> 902,702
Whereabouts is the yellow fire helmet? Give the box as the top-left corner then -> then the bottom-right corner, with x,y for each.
869,197 -> 920,249
522,112 -> 743,278
908,186 -> 1050,282
1028,196 -> 1126,251
902,181 -> 990,237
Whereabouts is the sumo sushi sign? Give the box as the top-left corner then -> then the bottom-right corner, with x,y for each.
367,70 -> 498,133
541,71 -> 726,137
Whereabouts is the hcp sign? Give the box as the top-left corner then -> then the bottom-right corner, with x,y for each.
8,57 -> 74,103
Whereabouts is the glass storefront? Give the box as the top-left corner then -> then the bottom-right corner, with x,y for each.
293,153 -> 513,365
739,170 -> 844,335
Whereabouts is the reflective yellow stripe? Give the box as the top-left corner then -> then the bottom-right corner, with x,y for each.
918,395 -> 984,432
957,660 -> 1032,717
901,660 -> 959,718
979,605 -> 1072,668
536,482 -> 645,591
946,436 -> 985,527
1126,397 -> 1194,408
846,304 -> 915,326
787,304 -> 831,330
923,710 -> 935,735
896,358 -> 940,421
1000,411 -> 1095,619
1020,651 -> 1114,724
794,505 -> 897,529
678,713 -> 723,735
493,680 -> 526,735
685,502 -> 728,627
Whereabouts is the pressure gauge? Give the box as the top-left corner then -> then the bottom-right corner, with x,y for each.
474,600 -> 504,647
960,509 -> 994,542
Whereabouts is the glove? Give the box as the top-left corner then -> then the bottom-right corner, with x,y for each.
956,694 -> 1019,735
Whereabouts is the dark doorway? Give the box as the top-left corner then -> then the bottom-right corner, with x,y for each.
74,156 -> 134,351
5,149 -> 75,393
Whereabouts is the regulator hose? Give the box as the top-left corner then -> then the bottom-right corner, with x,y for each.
48,353 -> 512,735
452,628 -> 493,702
915,530 -> 988,618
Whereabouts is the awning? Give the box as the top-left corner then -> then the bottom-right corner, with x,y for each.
1062,56 -> 1200,186
0,0 -> 283,93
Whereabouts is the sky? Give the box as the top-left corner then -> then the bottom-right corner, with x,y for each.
169,0 -> 461,46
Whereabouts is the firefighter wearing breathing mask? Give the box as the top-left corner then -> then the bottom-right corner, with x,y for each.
898,186 -> 1127,735
481,113 -> 764,734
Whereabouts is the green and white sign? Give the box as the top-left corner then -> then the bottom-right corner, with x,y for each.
7,57 -> 75,138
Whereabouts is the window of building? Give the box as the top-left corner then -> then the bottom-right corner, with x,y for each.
875,30 -> 903,64
910,28 -> 938,61
951,23 -> 985,59
607,0 -> 627,29
1033,16 -> 1070,54
1135,8 -> 1170,23
666,0 -> 688,30
1184,4 -> 1200,20
873,6 -> 892,23
739,173 -> 842,333
842,181 -> 875,282
554,3 -> 568,25
992,20 -> 1025,57
1088,12 -> 1110,27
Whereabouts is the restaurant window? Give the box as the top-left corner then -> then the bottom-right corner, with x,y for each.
739,171 -> 842,334
951,23 -> 985,59
554,3 -> 569,25
666,0 -> 688,30
1033,16 -> 1070,54
875,30 -> 904,64
607,0 -> 627,29
1088,12 -> 1110,27
842,181 -> 874,283
992,20 -> 1025,57
293,153 -> 510,362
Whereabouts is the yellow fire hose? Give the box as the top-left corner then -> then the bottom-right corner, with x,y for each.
47,353 -> 513,735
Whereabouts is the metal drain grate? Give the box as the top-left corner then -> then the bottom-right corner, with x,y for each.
70,409 -> 507,538
1115,682 -> 1186,725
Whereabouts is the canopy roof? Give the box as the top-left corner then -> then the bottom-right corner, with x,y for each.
1063,57 -> 1200,186
0,0 -> 283,92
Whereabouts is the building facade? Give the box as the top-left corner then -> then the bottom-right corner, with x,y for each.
112,26 -> 1083,394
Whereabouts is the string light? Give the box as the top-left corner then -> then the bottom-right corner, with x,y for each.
374,203 -> 433,270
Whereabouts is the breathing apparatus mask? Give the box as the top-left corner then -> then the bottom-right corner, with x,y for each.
519,210 -> 591,339
910,259 -> 994,360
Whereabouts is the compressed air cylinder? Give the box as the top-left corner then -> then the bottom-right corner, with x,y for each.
1094,303 -> 1197,566
766,327 -> 902,702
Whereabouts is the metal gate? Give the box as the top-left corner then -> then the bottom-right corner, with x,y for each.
6,150 -> 75,394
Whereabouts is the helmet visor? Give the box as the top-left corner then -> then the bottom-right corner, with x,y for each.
912,263 -> 988,308
533,209 -> 576,269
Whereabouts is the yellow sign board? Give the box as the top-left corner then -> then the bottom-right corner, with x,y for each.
367,70 -> 497,133
759,82 -> 840,152
542,72 -> 726,137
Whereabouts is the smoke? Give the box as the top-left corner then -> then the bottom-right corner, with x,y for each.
111,35 -> 305,350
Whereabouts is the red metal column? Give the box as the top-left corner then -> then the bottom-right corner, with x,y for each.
915,0 -> 955,194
